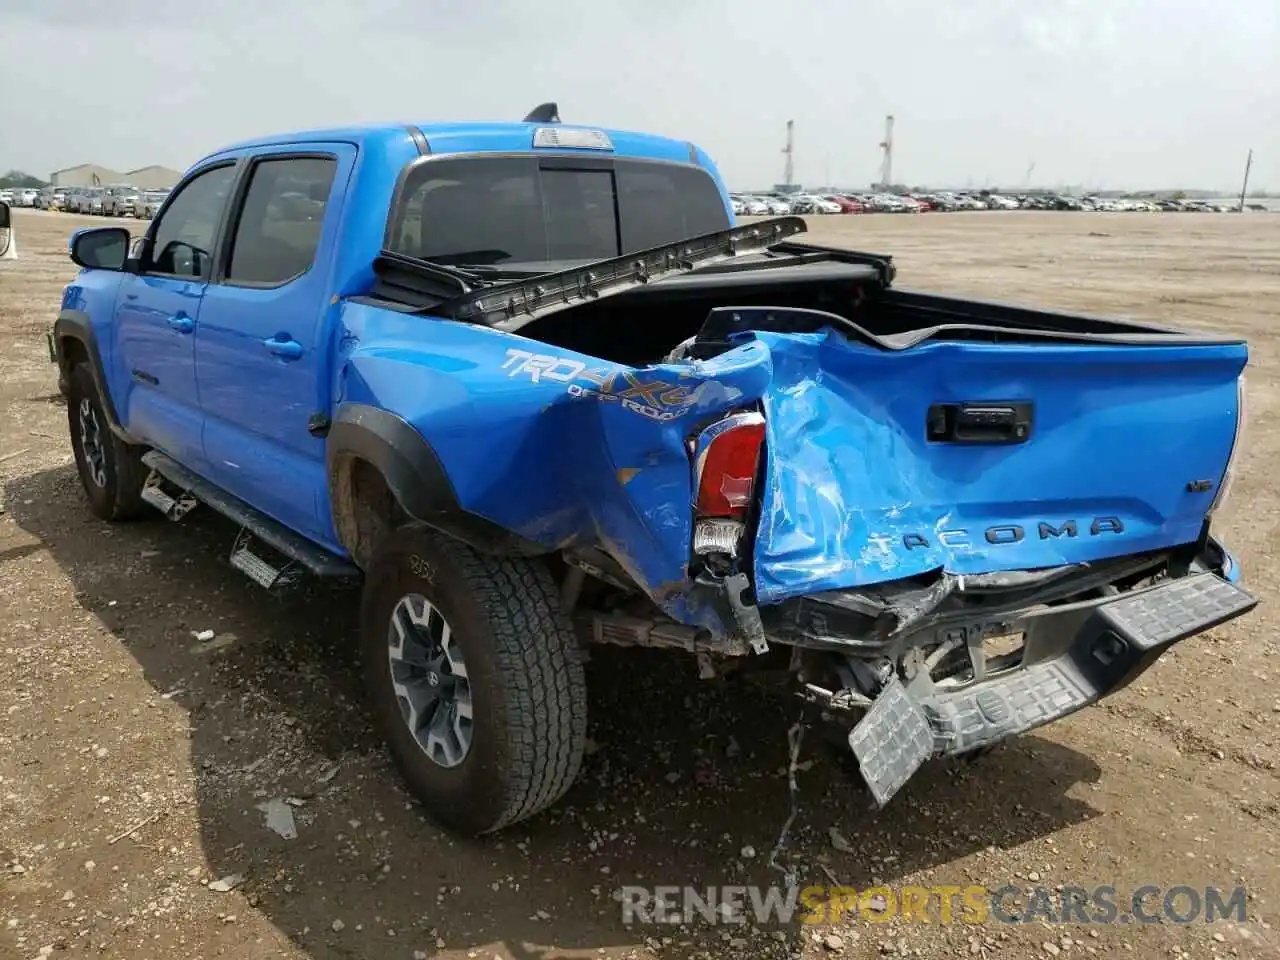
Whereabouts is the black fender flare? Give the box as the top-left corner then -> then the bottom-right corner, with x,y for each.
325,403 -> 547,561
53,309 -> 138,443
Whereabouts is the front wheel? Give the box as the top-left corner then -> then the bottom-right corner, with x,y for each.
360,524 -> 587,835
66,362 -> 149,521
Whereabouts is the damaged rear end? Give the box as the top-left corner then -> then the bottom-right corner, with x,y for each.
368,218 -> 1258,809
663,313 -> 1257,807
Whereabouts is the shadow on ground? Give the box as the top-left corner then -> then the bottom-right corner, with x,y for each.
6,464 -> 1106,958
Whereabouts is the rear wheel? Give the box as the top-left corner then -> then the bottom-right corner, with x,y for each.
360,524 -> 587,835
66,362 -> 149,521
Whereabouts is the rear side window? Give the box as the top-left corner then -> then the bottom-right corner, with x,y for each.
226,156 -> 337,285
387,156 -> 729,267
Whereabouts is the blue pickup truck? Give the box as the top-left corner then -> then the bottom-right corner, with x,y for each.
51,105 -> 1256,835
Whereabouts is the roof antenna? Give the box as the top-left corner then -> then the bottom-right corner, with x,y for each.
523,102 -> 560,124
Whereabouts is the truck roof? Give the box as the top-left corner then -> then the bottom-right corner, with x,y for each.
209,121 -> 705,167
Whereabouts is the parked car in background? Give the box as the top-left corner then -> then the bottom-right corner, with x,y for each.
757,196 -> 791,216
35,187 -> 67,210
65,186 -> 107,215
63,188 -> 89,214
0,190 -> 12,206
104,185 -> 141,218
824,195 -> 862,213
865,193 -> 913,213
134,189 -> 170,219
788,194 -> 842,214
928,193 -> 965,211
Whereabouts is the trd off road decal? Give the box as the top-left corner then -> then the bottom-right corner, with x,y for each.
499,348 -> 717,422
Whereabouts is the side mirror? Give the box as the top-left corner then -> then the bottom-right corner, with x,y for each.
70,226 -> 130,271
0,200 -> 10,230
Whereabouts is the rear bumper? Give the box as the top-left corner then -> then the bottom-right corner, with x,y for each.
848,569 -> 1257,807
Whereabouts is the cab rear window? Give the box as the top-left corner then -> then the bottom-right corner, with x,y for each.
386,156 -> 729,267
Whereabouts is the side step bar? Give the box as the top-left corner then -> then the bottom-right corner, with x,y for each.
140,451 -> 359,582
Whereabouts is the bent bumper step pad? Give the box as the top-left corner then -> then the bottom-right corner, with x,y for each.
1099,572 -> 1256,650
848,675 -> 934,808
848,573 -> 1256,808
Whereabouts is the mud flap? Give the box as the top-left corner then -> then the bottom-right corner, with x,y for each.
847,675 -> 934,808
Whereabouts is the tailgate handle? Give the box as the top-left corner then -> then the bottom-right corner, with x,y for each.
927,402 -> 1032,445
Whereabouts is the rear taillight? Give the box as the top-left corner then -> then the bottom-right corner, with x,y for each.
692,411 -> 765,519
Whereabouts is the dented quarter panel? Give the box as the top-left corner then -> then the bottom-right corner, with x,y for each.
336,302 -> 772,628
751,328 -> 1246,604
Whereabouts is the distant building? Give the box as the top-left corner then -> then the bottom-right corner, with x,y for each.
49,164 -> 123,188
125,166 -> 183,190
49,163 -> 184,189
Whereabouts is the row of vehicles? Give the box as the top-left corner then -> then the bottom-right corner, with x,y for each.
731,190 -> 1249,215
13,184 -> 171,219
0,187 -> 40,207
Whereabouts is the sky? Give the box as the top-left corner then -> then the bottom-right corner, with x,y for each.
1,0 -> 1276,192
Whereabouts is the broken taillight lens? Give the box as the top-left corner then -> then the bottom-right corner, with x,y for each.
693,412 -> 765,519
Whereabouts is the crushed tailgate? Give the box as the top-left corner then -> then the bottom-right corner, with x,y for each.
751,327 -> 1246,605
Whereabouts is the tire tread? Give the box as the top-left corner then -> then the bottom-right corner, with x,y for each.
437,537 -> 587,830
365,526 -> 587,833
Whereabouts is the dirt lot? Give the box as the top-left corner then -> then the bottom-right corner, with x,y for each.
1,207 -> 1278,960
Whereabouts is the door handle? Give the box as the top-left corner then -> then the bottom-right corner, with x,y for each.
263,336 -> 303,361
926,401 -> 1033,445
167,315 -> 194,334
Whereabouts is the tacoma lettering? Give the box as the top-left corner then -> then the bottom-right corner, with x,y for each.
889,517 -> 1126,550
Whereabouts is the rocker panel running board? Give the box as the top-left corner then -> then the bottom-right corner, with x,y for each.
140,451 -> 359,580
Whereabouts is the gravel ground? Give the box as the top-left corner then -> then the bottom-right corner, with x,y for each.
1,207 -> 1278,960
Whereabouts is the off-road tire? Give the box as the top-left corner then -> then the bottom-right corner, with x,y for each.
360,523 -> 587,835
66,362 -> 149,521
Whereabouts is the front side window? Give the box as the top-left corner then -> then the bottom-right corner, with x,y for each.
148,164 -> 236,280
386,156 -> 729,268
226,156 -> 337,285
